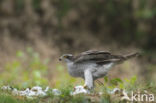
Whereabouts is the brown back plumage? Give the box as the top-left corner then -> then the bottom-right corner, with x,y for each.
74,50 -> 111,63
73,50 -> 138,65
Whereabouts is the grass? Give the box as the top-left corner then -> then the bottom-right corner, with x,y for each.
0,49 -> 155,103
0,80 -> 156,103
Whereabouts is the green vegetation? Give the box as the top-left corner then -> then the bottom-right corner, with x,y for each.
0,79 -> 155,103
0,49 -> 155,103
0,48 -> 49,88
0,0 -> 155,102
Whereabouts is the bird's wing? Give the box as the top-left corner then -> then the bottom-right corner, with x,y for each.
84,69 -> 93,89
74,50 -> 125,64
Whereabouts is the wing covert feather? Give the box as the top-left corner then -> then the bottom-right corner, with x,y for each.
74,50 -> 112,63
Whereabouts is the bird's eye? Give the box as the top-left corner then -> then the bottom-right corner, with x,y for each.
64,55 -> 68,58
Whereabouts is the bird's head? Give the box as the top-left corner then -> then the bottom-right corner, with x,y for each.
59,54 -> 74,63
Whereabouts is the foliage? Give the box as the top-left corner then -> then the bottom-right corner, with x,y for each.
0,48 -> 155,102
101,76 -> 138,91
1,0 -> 156,53
0,48 -> 49,88
0,77 -> 155,103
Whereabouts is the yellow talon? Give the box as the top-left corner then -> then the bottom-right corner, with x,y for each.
83,85 -> 89,89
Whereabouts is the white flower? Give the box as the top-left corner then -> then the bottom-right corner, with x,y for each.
31,86 -> 42,91
1,86 -> 12,91
109,88 -> 120,94
52,89 -> 61,95
44,86 -> 49,92
99,92 -> 103,95
12,88 -> 19,95
26,91 -> 36,97
19,88 -> 30,96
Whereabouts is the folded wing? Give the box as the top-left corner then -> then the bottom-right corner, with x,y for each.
74,50 -> 125,64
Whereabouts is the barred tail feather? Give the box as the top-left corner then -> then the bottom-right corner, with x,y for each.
124,52 -> 139,60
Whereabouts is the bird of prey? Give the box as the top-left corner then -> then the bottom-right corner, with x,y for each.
59,50 -> 139,90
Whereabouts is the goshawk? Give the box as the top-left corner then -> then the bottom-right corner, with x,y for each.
59,50 -> 138,89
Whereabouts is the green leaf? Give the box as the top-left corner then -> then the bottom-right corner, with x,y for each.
56,65 -> 64,71
16,50 -> 24,57
130,76 -> 137,84
33,70 -> 41,78
104,76 -> 108,83
110,78 -> 123,86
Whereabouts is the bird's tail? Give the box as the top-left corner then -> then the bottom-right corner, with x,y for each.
124,52 -> 139,60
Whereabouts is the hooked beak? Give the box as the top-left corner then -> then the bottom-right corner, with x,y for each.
59,57 -> 62,61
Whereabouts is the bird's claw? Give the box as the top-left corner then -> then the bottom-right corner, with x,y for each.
83,84 -> 90,90
83,85 -> 87,89
72,85 -> 90,95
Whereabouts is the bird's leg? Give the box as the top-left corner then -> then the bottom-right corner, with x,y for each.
83,69 -> 93,90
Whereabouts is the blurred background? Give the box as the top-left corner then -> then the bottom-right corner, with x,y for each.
0,0 -> 155,88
